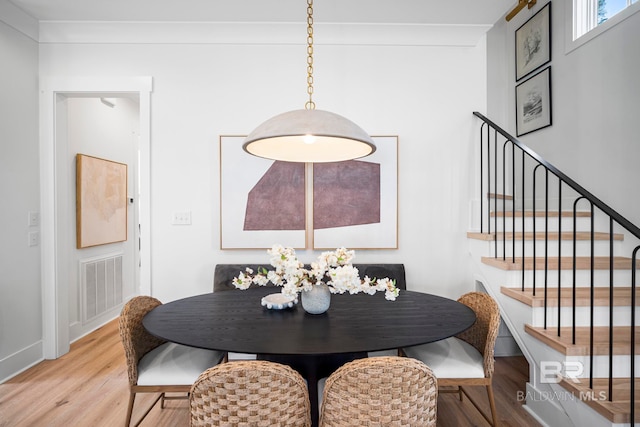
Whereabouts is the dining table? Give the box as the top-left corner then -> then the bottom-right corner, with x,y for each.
143,286 -> 476,426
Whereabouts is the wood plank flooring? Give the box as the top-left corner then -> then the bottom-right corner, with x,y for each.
0,320 -> 541,427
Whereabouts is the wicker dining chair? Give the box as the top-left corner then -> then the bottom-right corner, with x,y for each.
119,295 -> 226,427
319,356 -> 438,427
402,291 -> 501,426
190,360 -> 312,427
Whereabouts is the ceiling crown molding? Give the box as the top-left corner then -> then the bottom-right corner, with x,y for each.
38,21 -> 491,47
0,0 -> 39,40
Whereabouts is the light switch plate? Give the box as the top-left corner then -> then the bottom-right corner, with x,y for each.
172,211 -> 192,225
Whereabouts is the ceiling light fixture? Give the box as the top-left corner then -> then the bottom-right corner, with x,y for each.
242,0 -> 376,163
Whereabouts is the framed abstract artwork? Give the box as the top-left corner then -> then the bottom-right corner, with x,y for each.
219,135 -> 398,250
219,135 -> 307,249
76,154 -> 128,248
515,2 -> 551,82
516,66 -> 552,136
312,136 -> 398,250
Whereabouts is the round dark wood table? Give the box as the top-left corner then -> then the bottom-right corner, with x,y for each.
143,286 -> 476,426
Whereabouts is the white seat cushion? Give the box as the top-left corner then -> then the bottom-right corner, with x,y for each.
137,342 -> 224,386
367,349 -> 399,358
403,337 -> 485,379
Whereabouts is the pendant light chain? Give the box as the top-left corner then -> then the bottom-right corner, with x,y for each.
305,0 -> 316,110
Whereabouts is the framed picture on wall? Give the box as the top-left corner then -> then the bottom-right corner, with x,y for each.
515,2 -> 551,81
312,136 -> 398,250
516,66 -> 552,136
76,154 -> 128,248
219,135 -> 307,249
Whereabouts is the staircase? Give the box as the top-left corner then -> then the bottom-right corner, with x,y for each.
468,113 -> 639,427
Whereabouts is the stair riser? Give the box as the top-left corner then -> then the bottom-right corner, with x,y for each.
501,269 -> 639,287
563,355 -> 640,379
531,306 -> 639,328
491,240 -> 624,258
534,355 -> 640,381
489,216 -> 594,232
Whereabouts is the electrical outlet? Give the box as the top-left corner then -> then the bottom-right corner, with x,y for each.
28,211 -> 40,227
172,211 -> 192,225
28,231 -> 39,247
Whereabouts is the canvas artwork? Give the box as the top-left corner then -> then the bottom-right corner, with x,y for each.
219,135 -> 398,250
312,135 -> 398,249
219,136 -> 307,249
76,154 -> 128,248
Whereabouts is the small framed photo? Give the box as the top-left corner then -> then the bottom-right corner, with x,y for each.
515,2 -> 551,81
516,66 -> 552,137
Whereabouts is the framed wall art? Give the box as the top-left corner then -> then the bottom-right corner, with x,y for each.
312,136 -> 398,250
516,66 -> 552,136
219,135 -> 398,250
219,135 -> 307,249
76,154 -> 128,248
515,2 -> 551,81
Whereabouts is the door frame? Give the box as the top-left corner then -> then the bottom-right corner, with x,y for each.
39,76 -> 153,358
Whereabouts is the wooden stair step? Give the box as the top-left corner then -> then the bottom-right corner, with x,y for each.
524,324 -> 640,356
558,377 -> 640,423
501,286 -> 640,308
468,231 -> 622,241
490,210 -> 591,218
487,193 -> 514,200
482,256 -> 635,270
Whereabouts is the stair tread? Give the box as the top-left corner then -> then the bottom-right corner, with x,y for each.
524,324 -> 640,356
490,210 -> 591,218
467,231 -> 623,241
558,377 -> 640,423
482,256 -> 636,270
487,193 -> 513,200
501,286 -> 640,307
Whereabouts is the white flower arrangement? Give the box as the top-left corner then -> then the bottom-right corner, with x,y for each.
233,244 -> 400,301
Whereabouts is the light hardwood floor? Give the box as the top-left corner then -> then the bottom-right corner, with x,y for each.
0,320 -> 541,426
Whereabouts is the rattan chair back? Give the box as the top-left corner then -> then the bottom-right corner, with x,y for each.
119,295 -> 166,386
190,360 -> 312,427
319,356 -> 437,427
454,291 -> 501,378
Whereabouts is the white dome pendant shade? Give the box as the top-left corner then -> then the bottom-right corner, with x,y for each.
243,109 -> 376,163
242,0 -> 376,163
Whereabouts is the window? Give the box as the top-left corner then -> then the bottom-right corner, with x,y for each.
573,0 -> 639,40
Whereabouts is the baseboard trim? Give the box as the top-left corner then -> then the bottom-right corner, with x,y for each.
0,341 -> 43,384
522,382 -> 574,427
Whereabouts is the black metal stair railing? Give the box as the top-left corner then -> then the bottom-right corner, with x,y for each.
474,111 -> 638,424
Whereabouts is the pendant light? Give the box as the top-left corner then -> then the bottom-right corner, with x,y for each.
243,0 -> 376,163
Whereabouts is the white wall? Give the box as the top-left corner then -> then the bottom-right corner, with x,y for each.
0,18 -> 42,380
487,1 -> 640,226
39,27 -> 488,304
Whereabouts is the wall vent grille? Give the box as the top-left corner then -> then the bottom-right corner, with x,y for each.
80,254 -> 123,323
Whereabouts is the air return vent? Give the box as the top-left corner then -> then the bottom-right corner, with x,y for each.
80,254 -> 123,323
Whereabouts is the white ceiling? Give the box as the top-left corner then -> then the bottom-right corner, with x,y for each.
8,0 -> 514,26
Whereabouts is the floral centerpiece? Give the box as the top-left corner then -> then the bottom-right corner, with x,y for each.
233,245 -> 399,313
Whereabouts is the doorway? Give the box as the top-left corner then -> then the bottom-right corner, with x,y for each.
40,76 -> 152,358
